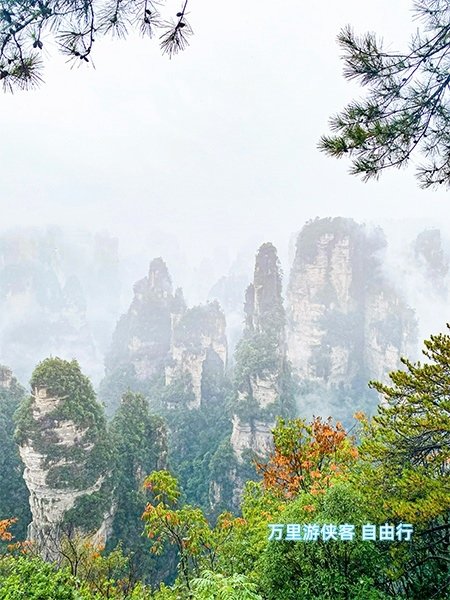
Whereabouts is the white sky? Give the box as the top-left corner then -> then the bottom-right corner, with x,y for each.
0,0 -> 448,273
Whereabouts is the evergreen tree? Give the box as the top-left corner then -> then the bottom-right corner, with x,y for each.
357,326 -> 450,597
109,391 -> 167,582
159,370 -> 233,512
362,327 -> 450,519
320,0 -> 450,188
0,366 -> 30,540
0,0 -> 192,91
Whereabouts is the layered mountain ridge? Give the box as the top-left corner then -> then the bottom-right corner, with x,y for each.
3,216 -> 448,550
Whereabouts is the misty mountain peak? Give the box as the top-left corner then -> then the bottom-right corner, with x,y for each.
148,257 -> 173,298
248,243 -> 284,335
0,365 -> 13,389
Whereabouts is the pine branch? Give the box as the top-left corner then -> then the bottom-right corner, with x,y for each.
0,0 -> 192,90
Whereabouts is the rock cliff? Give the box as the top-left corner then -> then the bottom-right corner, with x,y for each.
101,258 -> 182,413
165,301 -> 227,409
208,272 -> 252,359
413,228 -> 449,296
16,358 -> 113,560
0,228 -> 119,386
286,217 -> 417,419
106,257 -> 175,380
230,243 -> 293,462
102,258 -> 228,414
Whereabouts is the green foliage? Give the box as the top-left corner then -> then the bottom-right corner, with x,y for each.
191,571 -> 263,600
16,357 -> 106,449
160,372 -> 196,410
0,368 -> 30,540
233,334 -> 295,424
111,391 -> 166,503
108,392 -> 168,583
151,583 -> 179,600
142,471 -> 251,595
165,406 -> 232,510
64,491 -> 110,531
59,533 -> 135,598
355,327 -> 450,597
144,471 -> 181,507
0,0 -> 193,91
209,481 -> 280,580
208,442 -> 238,515
98,363 -> 142,418
172,303 -> 224,355
259,484 -> 393,600
157,367 -> 232,512
233,242 -> 295,427
320,2 -> 450,188
0,556 -> 91,599
234,332 -> 280,384
362,328 -> 450,521
0,551 -> 156,599
200,349 -> 229,405
142,470 -> 209,591
14,357 -> 113,532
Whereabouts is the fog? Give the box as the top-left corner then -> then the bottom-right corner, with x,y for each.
0,0 -> 449,384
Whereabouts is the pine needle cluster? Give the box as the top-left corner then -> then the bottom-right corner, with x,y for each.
320,0 -> 450,188
0,0 -> 192,91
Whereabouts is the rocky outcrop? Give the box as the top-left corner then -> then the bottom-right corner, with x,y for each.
230,417 -> 273,461
165,301 -> 227,409
230,243 -> 292,462
101,258 -> 184,414
364,289 -> 417,383
0,365 -> 13,389
16,358 -> 113,560
413,228 -> 449,296
286,217 -> 417,417
208,272 -> 250,358
0,228 -> 119,386
106,258 -> 176,381
103,258 -> 228,413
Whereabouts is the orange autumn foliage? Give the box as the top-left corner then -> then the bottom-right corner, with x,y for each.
255,417 -> 358,500
0,519 -> 16,542
0,518 -> 30,555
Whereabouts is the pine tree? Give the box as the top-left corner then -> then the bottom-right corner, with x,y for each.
0,0 -> 192,91
357,327 -> 450,597
109,391 -> 167,582
0,366 -> 30,540
361,327 -> 450,518
320,0 -> 450,188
